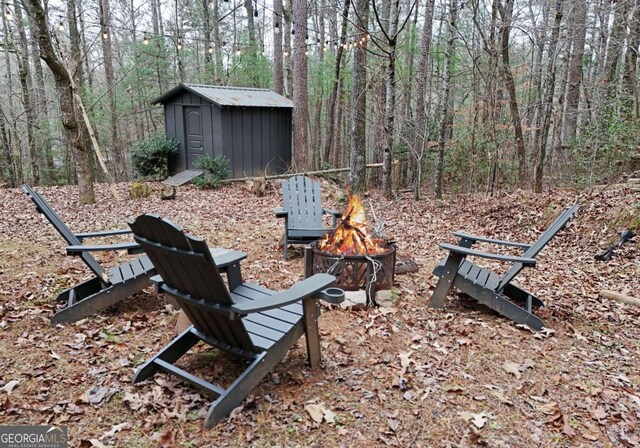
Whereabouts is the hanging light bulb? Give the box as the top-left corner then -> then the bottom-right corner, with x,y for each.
143,32 -> 149,45
4,7 -> 12,20
208,45 -> 213,54
274,22 -> 280,33
291,29 -> 295,35
283,50 -> 289,57
235,47 -> 241,56
304,34 -> 308,42
261,48 -> 266,56
304,50 -> 309,56
177,39 -> 183,50
323,46 -> 328,52
254,9 -> 258,17
58,21 -> 64,32
102,29 -> 109,39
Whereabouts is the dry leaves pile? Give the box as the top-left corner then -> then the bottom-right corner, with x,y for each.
0,181 -> 638,447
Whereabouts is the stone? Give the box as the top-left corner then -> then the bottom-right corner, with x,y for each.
376,289 -> 395,308
341,290 -> 368,310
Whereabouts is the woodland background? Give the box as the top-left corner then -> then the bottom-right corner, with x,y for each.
1,0 -> 639,202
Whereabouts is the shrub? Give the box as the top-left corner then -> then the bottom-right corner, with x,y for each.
130,133 -> 179,180
192,155 -> 231,189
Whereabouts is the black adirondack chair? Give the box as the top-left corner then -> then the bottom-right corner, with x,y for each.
430,205 -> 579,330
128,214 -> 344,428
275,175 -> 341,260
23,185 -> 156,324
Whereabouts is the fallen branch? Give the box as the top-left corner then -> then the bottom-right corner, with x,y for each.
221,163 -> 389,183
600,290 -> 640,307
595,230 -> 635,261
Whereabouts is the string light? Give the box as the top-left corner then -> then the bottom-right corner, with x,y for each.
283,50 -> 289,57
4,7 -> 11,20
254,9 -> 258,17
102,29 -> 109,39
176,39 -> 183,50
235,48 -> 241,56
143,32 -> 149,45
274,22 -> 280,33
58,21 -> 64,32
208,45 -> 213,54
304,50 -> 308,56
291,29 -> 294,35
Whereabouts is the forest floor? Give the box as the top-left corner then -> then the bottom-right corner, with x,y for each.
0,180 -> 639,448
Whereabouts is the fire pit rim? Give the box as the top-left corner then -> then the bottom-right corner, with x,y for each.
310,240 -> 396,259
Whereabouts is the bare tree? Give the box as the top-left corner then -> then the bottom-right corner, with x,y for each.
562,0 -> 587,146
292,0 -> 308,168
348,0 -> 368,192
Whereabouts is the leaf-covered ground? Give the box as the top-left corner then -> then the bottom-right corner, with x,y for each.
0,181 -> 638,447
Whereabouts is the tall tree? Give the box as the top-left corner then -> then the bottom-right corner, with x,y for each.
435,0 -> 458,199
533,0 -> 563,193
323,0 -> 350,164
99,0 -> 125,180
562,0 -> 587,146
497,0 -> 527,183
23,0 -> 95,203
292,0 -> 308,168
12,0 -> 40,184
412,0 -> 435,199
273,0 -> 284,95
348,0 -> 368,192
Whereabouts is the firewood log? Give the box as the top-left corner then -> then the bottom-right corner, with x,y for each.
600,290 -> 640,307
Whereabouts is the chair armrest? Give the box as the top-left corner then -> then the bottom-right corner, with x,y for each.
211,249 -> 247,269
440,243 -> 537,266
66,242 -> 141,255
322,208 -> 341,217
231,273 -> 340,314
274,208 -> 288,218
75,229 -> 132,241
453,231 -> 531,249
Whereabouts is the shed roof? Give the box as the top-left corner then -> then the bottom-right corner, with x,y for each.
152,83 -> 293,108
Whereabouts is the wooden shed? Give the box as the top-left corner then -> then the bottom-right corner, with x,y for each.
152,83 -> 293,178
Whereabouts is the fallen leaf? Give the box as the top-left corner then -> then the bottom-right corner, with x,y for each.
1,380 -> 19,395
491,391 -> 513,406
50,351 -> 61,360
458,411 -> 487,428
502,361 -> 521,379
104,422 -> 131,437
398,351 -> 412,368
590,406 -> 607,422
561,414 -> 576,436
305,404 -> 324,423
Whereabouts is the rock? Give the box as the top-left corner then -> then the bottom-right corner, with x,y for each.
341,290 -> 368,310
376,289 -> 395,308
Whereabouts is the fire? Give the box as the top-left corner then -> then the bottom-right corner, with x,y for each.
319,194 -> 388,256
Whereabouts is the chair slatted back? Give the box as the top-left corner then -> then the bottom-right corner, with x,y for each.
497,205 -> 578,292
128,214 -> 256,353
22,184 -> 106,280
281,176 -> 324,230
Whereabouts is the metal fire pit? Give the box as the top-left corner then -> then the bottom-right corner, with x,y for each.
304,242 -> 396,306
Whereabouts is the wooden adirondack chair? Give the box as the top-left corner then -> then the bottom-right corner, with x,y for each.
275,175 -> 341,260
430,205 -> 579,330
128,214 -> 344,428
22,185 -> 156,324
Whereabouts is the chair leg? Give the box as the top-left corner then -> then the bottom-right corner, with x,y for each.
429,253 -> 464,309
283,233 -> 289,261
133,326 -> 201,383
203,324 -> 304,428
302,298 -> 321,368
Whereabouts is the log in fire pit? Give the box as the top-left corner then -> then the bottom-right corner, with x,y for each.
304,195 -> 396,306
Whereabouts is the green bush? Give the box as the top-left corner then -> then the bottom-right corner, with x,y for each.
130,133 -> 179,180
192,155 -> 230,189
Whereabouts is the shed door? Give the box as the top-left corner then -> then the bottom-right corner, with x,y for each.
184,106 -> 203,169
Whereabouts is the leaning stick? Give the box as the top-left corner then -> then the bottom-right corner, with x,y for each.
599,290 -> 640,307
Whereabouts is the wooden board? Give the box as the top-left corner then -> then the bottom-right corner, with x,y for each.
162,169 -> 203,187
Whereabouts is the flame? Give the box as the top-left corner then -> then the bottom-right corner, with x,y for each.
319,194 -> 388,256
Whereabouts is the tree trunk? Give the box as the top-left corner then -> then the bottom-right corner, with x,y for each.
23,0 -> 95,203
533,0 -> 563,193
100,0 -> 125,181
0,108 -> 17,187
12,0 -> 40,185
435,0 -> 457,199
283,0 -> 293,97
212,0 -> 223,83
562,0 -> 587,146
323,0 -> 350,164
622,1 -> 640,122
273,0 -> 284,95
497,0 -> 527,184
292,0 -> 309,169
412,0 -> 435,199
348,0 -> 368,192
382,0 -> 400,198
